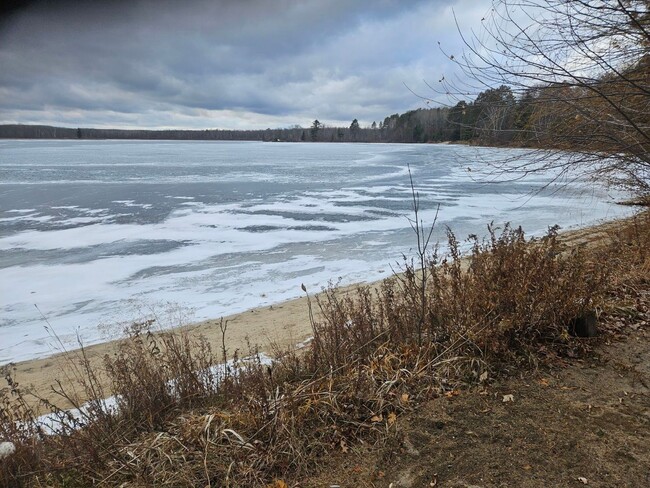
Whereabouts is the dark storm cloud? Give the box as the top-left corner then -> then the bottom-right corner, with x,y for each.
0,0 -> 493,129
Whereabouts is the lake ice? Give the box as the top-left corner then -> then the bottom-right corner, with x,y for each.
0,140 -> 635,363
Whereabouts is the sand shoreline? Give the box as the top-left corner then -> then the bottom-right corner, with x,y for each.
5,215 -> 632,411
7,289 -> 316,411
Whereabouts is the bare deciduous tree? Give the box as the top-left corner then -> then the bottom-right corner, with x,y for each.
441,0 -> 650,195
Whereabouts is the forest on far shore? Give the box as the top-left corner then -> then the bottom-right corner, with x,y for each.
0,82 -> 616,146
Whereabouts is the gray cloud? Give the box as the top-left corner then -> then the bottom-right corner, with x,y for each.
0,0 -> 493,129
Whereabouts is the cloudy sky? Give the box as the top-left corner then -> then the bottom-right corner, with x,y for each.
0,0 -> 494,130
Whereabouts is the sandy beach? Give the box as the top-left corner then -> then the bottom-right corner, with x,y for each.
6,215 -> 629,412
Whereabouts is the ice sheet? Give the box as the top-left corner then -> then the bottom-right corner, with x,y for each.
0,141 -> 637,364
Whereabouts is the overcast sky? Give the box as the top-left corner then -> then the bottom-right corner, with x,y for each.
0,0 -> 495,130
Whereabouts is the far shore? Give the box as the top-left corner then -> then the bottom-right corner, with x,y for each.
7,215 -> 631,412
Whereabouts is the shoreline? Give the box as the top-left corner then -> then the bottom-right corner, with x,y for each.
6,214 -> 635,411
8,290 -> 317,411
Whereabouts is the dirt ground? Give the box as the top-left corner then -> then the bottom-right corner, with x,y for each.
304,324 -> 650,487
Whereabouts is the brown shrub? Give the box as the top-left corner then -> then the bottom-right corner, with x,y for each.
430,223 -> 608,363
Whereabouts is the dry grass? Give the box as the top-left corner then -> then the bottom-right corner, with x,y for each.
1,209 -> 648,487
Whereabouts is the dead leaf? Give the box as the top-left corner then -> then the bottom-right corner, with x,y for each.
267,480 -> 288,488
479,371 -> 488,382
388,412 -> 397,426
340,439 -> 348,453
539,378 -> 550,386
370,414 -> 383,423
523,464 -> 532,470
578,476 -> 588,484
444,389 -> 460,398
401,393 -> 410,404
502,394 -> 515,403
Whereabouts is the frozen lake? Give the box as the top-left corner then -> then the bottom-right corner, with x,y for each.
0,140 -> 634,363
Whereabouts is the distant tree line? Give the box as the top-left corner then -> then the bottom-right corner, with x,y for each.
0,100 -> 511,144
0,113 -> 451,143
